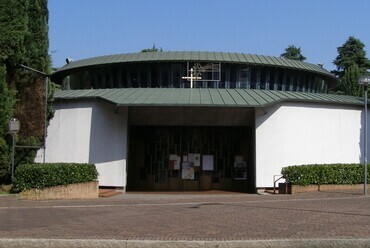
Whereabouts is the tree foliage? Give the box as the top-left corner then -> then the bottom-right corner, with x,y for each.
337,64 -> 363,97
332,36 -> 370,78
0,0 -> 51,183
0,65 -> 15,182
141,44 -> 163,53
281,45 -> 306,61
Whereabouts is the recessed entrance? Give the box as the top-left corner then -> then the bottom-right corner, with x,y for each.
127,126 -> 255,192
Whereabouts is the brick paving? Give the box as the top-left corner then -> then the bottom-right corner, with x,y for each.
0,190 -> 369,242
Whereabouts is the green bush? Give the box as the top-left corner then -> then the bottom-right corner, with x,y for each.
12,163 -> 98,192
281,163 -> 369,186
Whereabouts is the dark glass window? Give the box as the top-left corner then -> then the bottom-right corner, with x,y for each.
260,68 -> 266,90
130,71 -> 137,87
151,66 -> 159,88
250,67 -> 256,89
141,71 -> 148,88
161,69 -> 169,88
269,68 -> 275,90
277,70 -> 283,90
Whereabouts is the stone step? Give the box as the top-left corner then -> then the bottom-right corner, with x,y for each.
99,189 -> 122,198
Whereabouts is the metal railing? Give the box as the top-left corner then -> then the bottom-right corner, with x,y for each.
273,175 -> 288,194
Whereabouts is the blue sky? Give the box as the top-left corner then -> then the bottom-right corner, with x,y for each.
48,0 -> 370,71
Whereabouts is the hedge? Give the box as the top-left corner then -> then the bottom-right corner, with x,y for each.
281,163 -> 369,186
12,163 -> 98,193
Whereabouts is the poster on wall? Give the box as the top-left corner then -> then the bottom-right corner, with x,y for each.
175,156 -> 181,170
182,161 -> 195,179
202,155 -> 214,171
188,153 -> 201,167
169,154 -> 180,170
194,153 -> 201,167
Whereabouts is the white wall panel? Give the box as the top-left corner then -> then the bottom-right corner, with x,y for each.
255,102 -> 365,188
36,101 -> 128,188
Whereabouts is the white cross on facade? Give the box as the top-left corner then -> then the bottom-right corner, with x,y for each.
182,68 -> 202,88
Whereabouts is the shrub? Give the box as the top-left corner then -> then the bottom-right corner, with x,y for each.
12,163 -> 98,192
281,163 -> 369,186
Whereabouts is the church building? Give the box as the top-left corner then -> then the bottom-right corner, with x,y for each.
37,51 -> 367,192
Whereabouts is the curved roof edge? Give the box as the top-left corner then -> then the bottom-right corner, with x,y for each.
54,88 -> 362,108
52,51 -> 338,84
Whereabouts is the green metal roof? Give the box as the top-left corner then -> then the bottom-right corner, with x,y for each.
54,88 -> 363,108
52,51 -> 337,81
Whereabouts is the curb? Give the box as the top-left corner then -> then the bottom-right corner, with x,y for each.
1,238 -> 370,248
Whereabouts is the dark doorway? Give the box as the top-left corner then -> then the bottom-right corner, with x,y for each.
127,126 -> 255,192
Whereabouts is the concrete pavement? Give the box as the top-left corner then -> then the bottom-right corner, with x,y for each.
0,190 -> 369,247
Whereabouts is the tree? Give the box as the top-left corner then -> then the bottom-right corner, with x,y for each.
281,45 -> 306,61
141,44 -> 163,53
0,0 -> 51,182
337,64 -> 363,96
332,36 -> 370,78
0,65 -> 15,182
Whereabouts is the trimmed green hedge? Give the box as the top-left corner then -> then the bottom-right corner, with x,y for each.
12,163 -> 98,192
281,163 -> 369,186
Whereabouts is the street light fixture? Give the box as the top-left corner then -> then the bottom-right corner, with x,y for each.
19,64 -> 49,163
358,75 -> 370,195
8,118 -> 20,180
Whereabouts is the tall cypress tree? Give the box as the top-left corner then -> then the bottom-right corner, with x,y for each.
0,65 -> 15,182
332,36 -> 370,78
16,0 -> 50,141
0,0 -> 50,182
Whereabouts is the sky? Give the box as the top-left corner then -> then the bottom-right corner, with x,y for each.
48,0 -> 370,71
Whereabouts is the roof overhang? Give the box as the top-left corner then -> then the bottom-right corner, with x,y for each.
54,88 -> 364,108
51,51 -> 339,87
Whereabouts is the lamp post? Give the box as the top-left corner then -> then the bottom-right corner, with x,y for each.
8,118 -> 20,180
358,75 -> 370,195
19,64 -> 49,163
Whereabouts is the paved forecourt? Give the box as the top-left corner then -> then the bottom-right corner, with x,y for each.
0,190 -> 369,247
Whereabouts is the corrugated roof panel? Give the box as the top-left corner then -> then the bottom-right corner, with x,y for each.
164,88 -> 184,104
223,53 -> 233,62
280,58 -> 295,68
229,53 -> 241,63
182,51 -> 191,61
190,89 -> 201,105
53,52 -> 337,83
118,89 -> 150,104
264,56 -> 278,66
102,89 -> 129,103
235,53 -> 245,63
242,54 -> 254,63
269,56 -> 283,67
54,88 -> 364,107
277,91 -> 300,100
245,90 -> 270,105
220,89 -> 240,105
109,89 -> 138,103
198,52 -> 208,61
226,89 -> 248,105
200,89 -> 213,104
176,89 -> 191,104
258,55 -> 269,65
253,90 -> 277,103
141,88 -> 166,104
250,54 -> 264,64
193,51 -> 200,61
208,90 -> 225,105
237,90 -> 260,106
287,59 -> 303,70
214,52 -> 224,61
206,52 -> 215,61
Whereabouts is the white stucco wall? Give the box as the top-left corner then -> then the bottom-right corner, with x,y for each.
255,102 -> 367,188
36,101 -> 128,188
